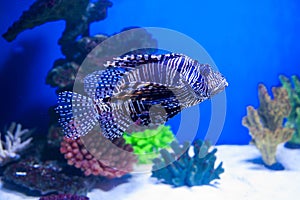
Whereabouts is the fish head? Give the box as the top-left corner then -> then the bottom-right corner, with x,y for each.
193,64 -> 228,99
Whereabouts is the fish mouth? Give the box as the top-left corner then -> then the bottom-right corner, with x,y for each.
210,77 -> 228,96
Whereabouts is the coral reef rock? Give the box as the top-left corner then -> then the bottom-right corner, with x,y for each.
46,59 -> 80,90
3,158 -> 88,195
279,75 -> 300,148
0,122 -> 33,167
242,84 -> 294,166
60,130 -> 137,178
151,139 -> 224,187
47,123 -> 65,149
2,0 -> 112,45
61,34 -> 108,63
124,125 -> 175,164
40,194 -> 89,200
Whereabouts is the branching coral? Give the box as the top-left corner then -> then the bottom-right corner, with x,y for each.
0,122 -> 33,166
242,84 -> 294,166
279,75 -> 300,148
151,139 -> 224,187
124,125 -> 175,164
60,130 -> 137,178
3,158 -> 88,195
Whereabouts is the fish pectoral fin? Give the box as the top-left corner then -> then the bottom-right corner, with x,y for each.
56,91 -> 98,139
98,111 -> 125,139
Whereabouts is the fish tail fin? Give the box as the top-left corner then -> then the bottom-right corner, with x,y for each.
56,91 -> 98,139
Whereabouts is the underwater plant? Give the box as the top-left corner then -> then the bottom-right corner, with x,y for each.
60,130 -> 137,178
123,125 -> 175,164
151,139 -> 224,187
242,84 -> 294,167
279,75 -> 300,148
3,158 -> 88,195
40,194 -> 89,200
0,122 -> 33,167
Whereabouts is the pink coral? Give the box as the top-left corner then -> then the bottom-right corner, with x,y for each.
60,131 -> 137,178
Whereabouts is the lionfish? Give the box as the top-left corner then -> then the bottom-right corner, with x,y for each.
56,53 -> 228,140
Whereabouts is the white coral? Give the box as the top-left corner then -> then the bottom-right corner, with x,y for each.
0,122 -> 33,166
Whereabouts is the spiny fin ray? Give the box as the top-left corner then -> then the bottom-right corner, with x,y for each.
56,91 -> 98,139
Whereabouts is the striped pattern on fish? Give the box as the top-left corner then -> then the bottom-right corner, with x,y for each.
56,53 -> 228,140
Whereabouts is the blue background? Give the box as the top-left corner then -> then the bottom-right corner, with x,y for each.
0,0 -> 299,144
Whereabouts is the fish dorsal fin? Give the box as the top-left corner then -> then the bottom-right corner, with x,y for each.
104,53 -> 183,68
111,62 -> 197,106
84,67 -> 130,99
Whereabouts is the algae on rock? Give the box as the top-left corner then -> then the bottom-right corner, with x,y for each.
242,84 -> 294,166
279,75 -> 300,148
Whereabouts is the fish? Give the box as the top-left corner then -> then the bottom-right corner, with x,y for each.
56,53 -> 228,140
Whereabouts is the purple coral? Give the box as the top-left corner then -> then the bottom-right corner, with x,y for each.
60,131 -> 137,178
40,194 -> 89,200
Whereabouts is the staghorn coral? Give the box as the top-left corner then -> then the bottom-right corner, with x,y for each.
123,125 -> 175,164
3,158 -> 88,195
242,84 -> 294,166
40,194 -> 89,200
279,75 -> 300,148
0,122 -> 33,166
2,0 -> 112,45
151,139 -> 224,187
60,130 -> 137,178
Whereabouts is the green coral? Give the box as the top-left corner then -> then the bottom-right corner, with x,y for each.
151,139 -> 224,187
242,84 -> 294,166
279,75 -> 300,147
123,125 -> 174,164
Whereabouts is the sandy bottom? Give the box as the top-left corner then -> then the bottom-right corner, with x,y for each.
1,144 -> 300,200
